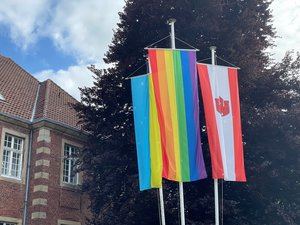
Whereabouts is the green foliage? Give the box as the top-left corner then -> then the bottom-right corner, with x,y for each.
74,0 -> 300,224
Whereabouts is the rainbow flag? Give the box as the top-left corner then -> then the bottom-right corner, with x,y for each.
131,74 -> 162,190
148,49 -> 207,182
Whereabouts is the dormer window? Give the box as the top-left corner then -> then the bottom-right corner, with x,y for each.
0,93 -> 5,101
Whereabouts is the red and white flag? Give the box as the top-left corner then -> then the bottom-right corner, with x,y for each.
197,64 -> 246,182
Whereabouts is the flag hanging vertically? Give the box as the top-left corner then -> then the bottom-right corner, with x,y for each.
131,74 -> 162,190
148,49 -> 207,182
197,63 -> 246,182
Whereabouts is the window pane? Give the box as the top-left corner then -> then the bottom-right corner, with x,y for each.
0,222 -> 17,225
70,159 -> 75,184
13,140 -> 17,150
71,146 -> 76,156
10,152 -> 21,178
11,152 -> 17,177
63,158 -> 70,183
18,138 -> 22,150
63,144 -> 79,185
15,153 -> 21,177
4,134 -> 12,148
13,137 -> 23,151
2,134 -> 23,178
64,144 -> 70,157
1,150 -> 10,175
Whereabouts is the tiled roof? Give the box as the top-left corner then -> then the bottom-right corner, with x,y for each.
0,55 -> 39,120
35,79 -> 79,129
0,54 -> 81,130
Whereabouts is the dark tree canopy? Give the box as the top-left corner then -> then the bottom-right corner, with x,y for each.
74,0 -> 300,224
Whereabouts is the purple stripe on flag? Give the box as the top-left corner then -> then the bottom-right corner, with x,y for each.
189,52 -> 207,179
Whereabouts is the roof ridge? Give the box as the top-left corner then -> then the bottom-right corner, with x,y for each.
30,83 -> 41,122
46,79 -> 79,103
43,80 -> 51,118
0,54 -> 8,60
0,55 -> 40,83
0,54 -> 81,129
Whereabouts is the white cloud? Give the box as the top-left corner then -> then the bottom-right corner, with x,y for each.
34,63 -> 104,101
48,0 -> 124,63
1,0 -> 299,64
0,0 -> 124,99
0,0 -> 124,62
269,0 -> 300,61
0,0 -> 50,49
3,0 -> 299,100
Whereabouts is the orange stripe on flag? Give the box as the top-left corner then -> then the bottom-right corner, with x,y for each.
156,50 -> 176,180
148,50 -> 169,178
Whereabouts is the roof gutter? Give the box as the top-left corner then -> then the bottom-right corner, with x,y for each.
23,83 -> 40,225
0,113 -> 88,137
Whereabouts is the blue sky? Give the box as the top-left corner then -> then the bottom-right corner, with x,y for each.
0,35 -> 75,73
0,0 -> 299,100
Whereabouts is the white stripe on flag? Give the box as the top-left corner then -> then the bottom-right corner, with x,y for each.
207,65 -> 236,181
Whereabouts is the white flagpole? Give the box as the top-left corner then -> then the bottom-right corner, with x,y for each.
147,56 -> 166,225
169,18 -> 176,50
179,182 -> 185,225
159,187 -> 166,225
168,18 -> 186,225
210,46 -> 220,225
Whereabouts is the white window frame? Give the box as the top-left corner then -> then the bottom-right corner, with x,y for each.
0,216 -> 21,225
58,219 -> 81,225
63,143 -> 79,185
1,133 -> 24,179
0,222 -> 17,225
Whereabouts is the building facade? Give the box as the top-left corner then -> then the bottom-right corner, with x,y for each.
0,55 -> 89,225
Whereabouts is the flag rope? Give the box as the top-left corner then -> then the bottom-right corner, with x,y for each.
175,36 -> 199,50
197,57 -> 212,62
125,62 -> 147,80
126,35 -> 201,80
216,55 -> 240,69
145,35 -> 171,48
126,35 -> 171,79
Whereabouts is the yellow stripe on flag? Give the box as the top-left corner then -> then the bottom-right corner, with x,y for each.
164,50 -> 181,181
156,50 -> 176,180
149,75 -> 162,187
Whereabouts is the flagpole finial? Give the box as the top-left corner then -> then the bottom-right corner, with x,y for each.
167,18 -> 176,25
210,46 -> 217,51
210,46 -> 217,65
168,19 -> 176,49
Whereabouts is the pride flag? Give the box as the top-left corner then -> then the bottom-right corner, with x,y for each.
131,74 -> 162,190
148,49 -> 207,182
197,64 -> 246,182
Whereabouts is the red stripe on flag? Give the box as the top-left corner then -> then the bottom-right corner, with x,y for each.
197,64 -> 224,179
228,68 -> 246,182
148,50 -> 169,178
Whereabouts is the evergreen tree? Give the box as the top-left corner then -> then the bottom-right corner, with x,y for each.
75,0 -> 300,224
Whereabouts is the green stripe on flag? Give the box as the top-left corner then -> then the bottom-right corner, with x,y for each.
173,50 -> 190,181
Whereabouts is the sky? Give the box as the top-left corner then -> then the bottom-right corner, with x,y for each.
0,0 -> 299,100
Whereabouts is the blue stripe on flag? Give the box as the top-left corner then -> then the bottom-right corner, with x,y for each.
181,51 -> 199,181
131,75 -> 151,190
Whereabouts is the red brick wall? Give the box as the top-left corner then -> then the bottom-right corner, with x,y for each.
27,127 -> 89,225
0,180 -> 25,218
0,122 -> 30,222
0,122 -> 89,225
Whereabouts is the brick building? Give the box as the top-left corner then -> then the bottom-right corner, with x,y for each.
0,55 -> 89,225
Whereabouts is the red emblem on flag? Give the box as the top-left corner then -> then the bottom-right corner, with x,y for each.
215,96 -> 230,116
